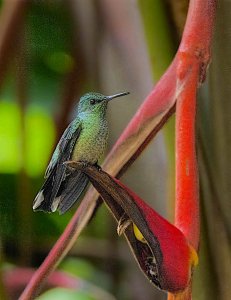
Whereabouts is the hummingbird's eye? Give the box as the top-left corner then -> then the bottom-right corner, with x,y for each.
90,99 -> 96,105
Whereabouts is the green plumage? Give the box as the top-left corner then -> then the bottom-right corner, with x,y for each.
33,91 -> 129,214
72,108 -> 109,163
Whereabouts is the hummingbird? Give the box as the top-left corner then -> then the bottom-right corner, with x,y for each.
33,91 -> 129,214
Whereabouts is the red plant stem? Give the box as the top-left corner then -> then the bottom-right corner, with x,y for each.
179,0 -> 216,60
175,0 -> 216,252
175,62 -> 199,251
168,0 -> 216,299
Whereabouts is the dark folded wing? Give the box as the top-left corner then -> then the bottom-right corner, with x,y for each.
57,170 -> 89,214
33,119 -> 82,212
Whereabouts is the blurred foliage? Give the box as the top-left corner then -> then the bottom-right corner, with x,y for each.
37,288 -> 95,300
26,1 -> 73,108
60,257 -> 113,290
0,101 -> 54,175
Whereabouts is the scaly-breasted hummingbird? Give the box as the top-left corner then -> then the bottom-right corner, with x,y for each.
33,91 -> 129,214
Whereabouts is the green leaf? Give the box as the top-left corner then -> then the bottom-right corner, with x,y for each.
0,101 -> 55,176
37,288 -> 95,300
60,258 -> 95,280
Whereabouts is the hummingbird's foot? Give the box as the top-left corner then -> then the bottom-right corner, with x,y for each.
63,160 -> 78,171
63,160 -> 90,171
64,160 -> 102,172
80,161 -> 90,168
93,161 -> 102,171
117,213 -> 132,236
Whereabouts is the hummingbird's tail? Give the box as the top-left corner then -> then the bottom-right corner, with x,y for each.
33,167 -> 57,212
33,168 -> 89,214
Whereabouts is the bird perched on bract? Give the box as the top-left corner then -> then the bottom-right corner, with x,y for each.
33,91 -> 129,214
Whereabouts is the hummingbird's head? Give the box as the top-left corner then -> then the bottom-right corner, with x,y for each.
77,92 -> 129,115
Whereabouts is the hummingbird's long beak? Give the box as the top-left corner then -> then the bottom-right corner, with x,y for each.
106,92 -> 130,101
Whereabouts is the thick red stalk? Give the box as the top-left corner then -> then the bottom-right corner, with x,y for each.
168,0 -> 216,299
179,0 -> 216,58
175,0 -> 216,253
175,62 -> 199,251
168,62 -> 199,300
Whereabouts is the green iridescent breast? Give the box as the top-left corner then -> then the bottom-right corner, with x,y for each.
71,116 -> 108,163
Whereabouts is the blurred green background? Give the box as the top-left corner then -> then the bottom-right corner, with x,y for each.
0,1 -> 230,300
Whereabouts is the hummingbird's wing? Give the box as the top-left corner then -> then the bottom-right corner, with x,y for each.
55,169 -> 89,214
44,119 -> 80,179
33,119 -> 83,212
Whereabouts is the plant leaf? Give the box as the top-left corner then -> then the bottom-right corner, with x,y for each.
71,162 -> 198,293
